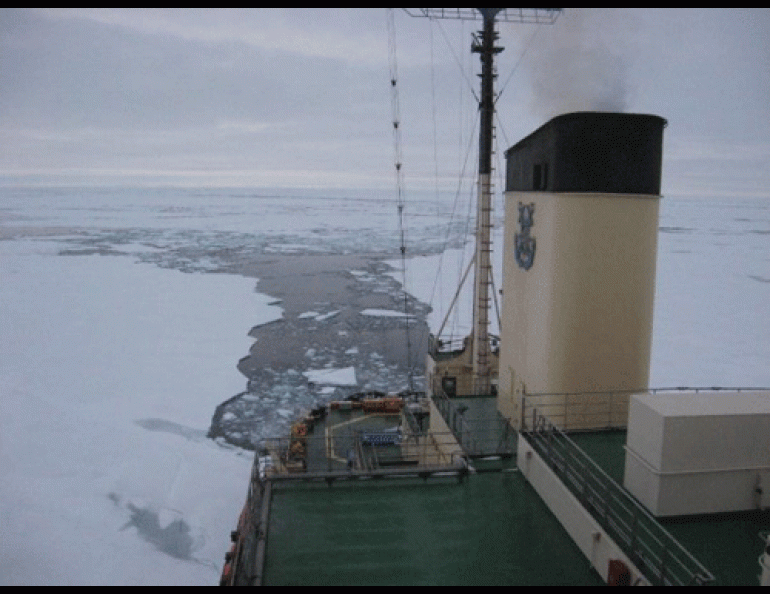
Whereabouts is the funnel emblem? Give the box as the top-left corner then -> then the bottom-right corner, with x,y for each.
515,202 -> 536,271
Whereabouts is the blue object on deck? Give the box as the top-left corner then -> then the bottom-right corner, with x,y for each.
361,431 -> 402,446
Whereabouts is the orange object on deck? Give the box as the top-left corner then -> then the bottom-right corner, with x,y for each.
362,397 -> 404,413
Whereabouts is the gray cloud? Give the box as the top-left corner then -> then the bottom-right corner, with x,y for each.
1,8 -> 769,195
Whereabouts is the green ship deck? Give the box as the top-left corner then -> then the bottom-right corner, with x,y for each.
264,472 -> 603,586
569,431 -> 770,588
232,395 -> 769,586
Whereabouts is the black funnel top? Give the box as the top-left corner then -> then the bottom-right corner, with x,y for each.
505,112 -> 667,195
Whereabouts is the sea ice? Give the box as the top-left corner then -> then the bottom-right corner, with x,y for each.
303,366 -> 358,387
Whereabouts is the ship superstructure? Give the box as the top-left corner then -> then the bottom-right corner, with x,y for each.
498,111 -> 666,430
220,9 -> 770,586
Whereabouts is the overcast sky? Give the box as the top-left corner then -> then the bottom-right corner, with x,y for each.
1,8 -> 769,198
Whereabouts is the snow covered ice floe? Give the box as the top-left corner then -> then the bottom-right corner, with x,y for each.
303,366 -> 358,387
0,239 -> 280,586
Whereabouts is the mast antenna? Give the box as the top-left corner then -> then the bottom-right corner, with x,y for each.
404,8 -> 561,395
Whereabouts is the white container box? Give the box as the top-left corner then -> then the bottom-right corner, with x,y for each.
624,391 -> 770,517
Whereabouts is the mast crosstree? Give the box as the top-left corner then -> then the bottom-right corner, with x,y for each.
405,8 -> 561,395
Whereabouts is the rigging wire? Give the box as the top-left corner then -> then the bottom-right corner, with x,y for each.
495,22 -> 546,154
496,23 -> 543,106
423,16 -> 481,342
387,8 -> 414,393
429,15 -> 480,105
485,23 -> 545,339
429,17 -> 444,326
427,101 -> 479,340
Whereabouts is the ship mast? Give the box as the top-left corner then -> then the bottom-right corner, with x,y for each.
405,8 -> 561,395
471,8 -> 502,395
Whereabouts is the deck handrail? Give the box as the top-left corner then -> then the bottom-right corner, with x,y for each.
431,391 -> 515,457
521,387 -> 770,432
521,413 -> 716,586
258,428 -> 468,481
